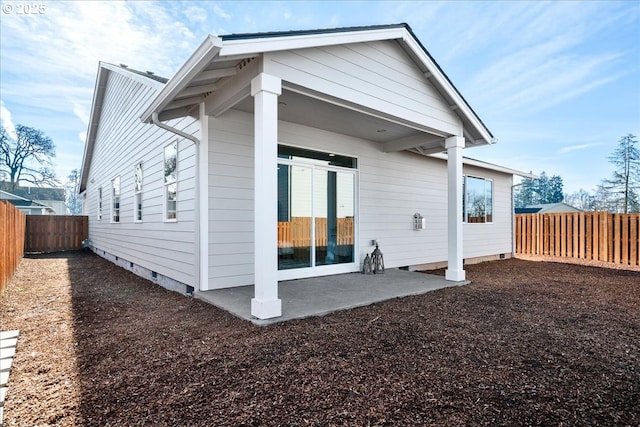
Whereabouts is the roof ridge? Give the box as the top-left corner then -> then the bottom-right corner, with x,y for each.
221,23 -> 409,41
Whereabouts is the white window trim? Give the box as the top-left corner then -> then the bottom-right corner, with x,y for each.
111,176 -> 121,223
97,187 -> 102,220
163,141 -> 178,223
134,162 -> 143,223
463,175 -> 494,224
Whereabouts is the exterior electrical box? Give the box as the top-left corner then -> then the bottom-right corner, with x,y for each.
413,213 -> 426,230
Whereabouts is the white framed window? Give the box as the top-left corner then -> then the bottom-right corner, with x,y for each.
463,176 -> 493,223
164,141 -> 177,221
134,162 -> 143,222
97,187 -> 102,220
111,176 -> 121,223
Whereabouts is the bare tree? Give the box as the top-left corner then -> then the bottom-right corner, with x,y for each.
65,168 -> 82,215
0,125 -> 57,191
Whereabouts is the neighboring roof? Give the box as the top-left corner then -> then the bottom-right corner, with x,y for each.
0,183 -> 65,201
514,208 -> 541,214
0,189 -> 55,212
516,203 -> 583,214
139,23 -> 494,147
79,62 -> 167,192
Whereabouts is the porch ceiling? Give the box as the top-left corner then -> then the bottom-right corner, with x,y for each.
234,89 -> 450,154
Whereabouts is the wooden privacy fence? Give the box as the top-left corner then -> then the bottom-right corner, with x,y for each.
25,215 -> 88,253
516,212 -> 640,265
1,201 -> 26,294
278,217 -> 354,249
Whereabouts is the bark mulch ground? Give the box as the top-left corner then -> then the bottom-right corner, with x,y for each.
1,251 -> 638,426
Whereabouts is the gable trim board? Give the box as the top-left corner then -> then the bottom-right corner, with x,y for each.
80,23 -> 530,320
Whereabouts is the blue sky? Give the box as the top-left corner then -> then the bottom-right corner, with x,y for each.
1,0 -> 638,193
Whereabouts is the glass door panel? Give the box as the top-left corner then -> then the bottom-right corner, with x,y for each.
314,169 -> 355,266
278,164 -> 312,270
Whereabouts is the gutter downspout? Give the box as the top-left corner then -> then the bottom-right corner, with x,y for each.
151,112 -> 201,294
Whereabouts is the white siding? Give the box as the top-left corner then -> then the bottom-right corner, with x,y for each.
84,69 -> 199,286
207,110 -> 255,288
207,109 -> 513,288
463,165 -> 514,259
264,40 -> 461,135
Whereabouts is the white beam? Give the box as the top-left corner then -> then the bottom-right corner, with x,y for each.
383,134 -> 443,153
445,135 -> 465,282
250,73 -> 282,320
192,67 -> 237,83
412,145 -> 448,156
165,95 -> 205,110
204,58 -> 259,117
178,83 -> 219,98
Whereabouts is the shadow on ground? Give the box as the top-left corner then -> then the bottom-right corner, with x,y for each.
2,251 -> 639,425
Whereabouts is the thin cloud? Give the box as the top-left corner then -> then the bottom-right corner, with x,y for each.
0,100 -> 17,139
213,4 -> 231,20
558,143 -> 601,155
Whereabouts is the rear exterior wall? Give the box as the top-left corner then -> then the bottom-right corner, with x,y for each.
206,109 -> 513,289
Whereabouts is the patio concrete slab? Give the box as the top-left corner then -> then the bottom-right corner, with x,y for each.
196,269 -> 466,326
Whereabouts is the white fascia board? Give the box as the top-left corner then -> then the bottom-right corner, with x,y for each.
140,35 -> 223,123
401,31 -> 493,145
429,153 -> 536,178
218,27 -> 406,58
79,63 -> 110,193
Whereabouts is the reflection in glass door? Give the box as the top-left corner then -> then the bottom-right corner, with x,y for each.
277,162 -> 355,271
277,164 -> 312,270
314,169 -> 354,266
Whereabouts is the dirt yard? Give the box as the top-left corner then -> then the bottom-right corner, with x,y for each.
1,252 -> 638,426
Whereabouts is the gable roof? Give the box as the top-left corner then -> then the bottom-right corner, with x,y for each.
79,62 -> 167,192
0,182 -> 65,201
0,189 -> 55,212
139,23 -> 493,147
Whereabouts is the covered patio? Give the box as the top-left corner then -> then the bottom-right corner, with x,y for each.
196,269 -> 466,326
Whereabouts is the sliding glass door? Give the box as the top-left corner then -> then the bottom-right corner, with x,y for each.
277,146 -> 356,274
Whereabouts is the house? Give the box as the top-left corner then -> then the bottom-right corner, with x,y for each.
79,23 -> 532,320
0,182 -> 66,214
0,189 -> 55,215
515,202 -> 583,214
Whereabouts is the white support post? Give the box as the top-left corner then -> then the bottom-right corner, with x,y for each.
198,102 -> 210,291
250,73 -> 282,319
445,136 -> 466,282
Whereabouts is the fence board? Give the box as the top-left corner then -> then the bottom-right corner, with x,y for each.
278,217 -> 354,249
25,215 -> 88,253
516,212 -> 640,267
1,201 -> 26,294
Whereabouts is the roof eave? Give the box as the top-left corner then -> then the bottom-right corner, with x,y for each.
399,28 -> 494,145
140,35 -> 223,124
79,62 -> 110,193
428,153 -> 536,179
